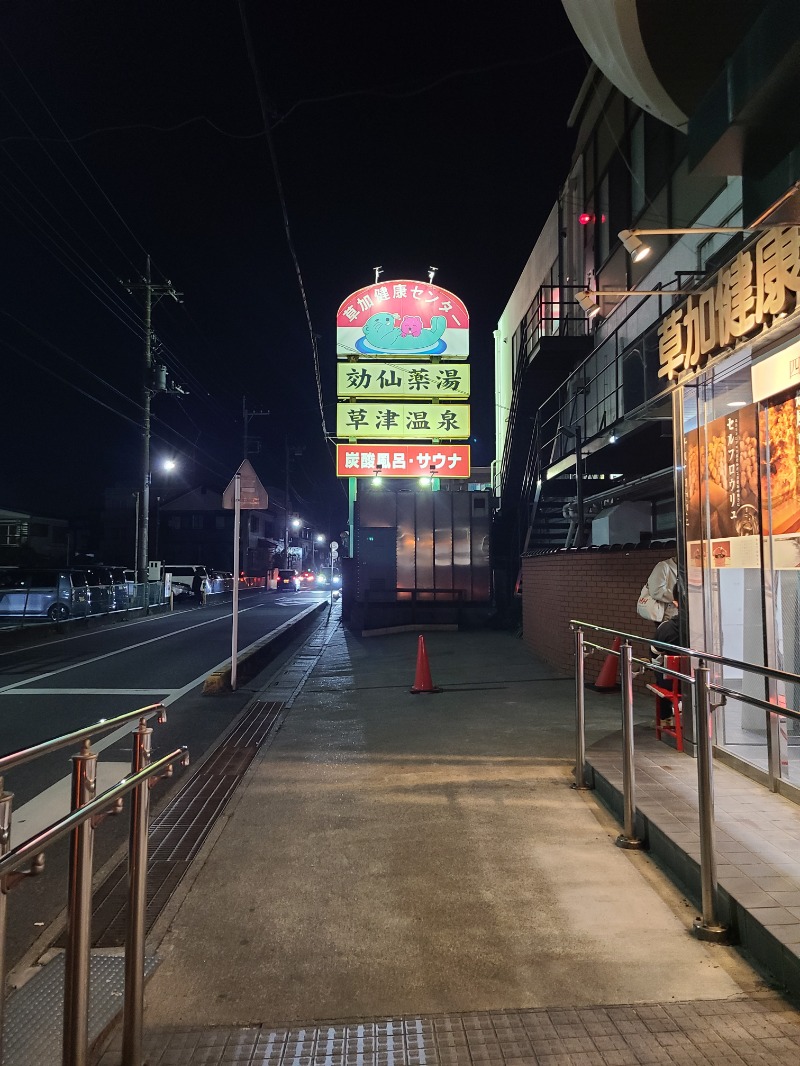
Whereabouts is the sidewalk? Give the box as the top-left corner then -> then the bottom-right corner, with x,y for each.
97,605 -> 800,1064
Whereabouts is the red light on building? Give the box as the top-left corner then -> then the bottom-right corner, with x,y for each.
578,213 -> 594,225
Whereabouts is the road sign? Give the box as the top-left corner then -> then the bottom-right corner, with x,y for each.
223,459 -> 269,509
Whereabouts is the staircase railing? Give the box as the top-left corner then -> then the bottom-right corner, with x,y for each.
0,707 -> 189,1066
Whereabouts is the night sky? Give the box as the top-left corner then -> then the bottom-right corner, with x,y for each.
0,2 -> 586,532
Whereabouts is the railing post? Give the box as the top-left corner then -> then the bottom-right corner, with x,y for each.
122,718 -> 154,1066
692,663 -> 728,942
63,740 -> 98,1066
573,628 -> 591,790
0,779 -> 13,1064
615,642 -> 644,850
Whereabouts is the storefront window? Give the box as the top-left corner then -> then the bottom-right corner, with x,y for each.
683,338 -> 800,789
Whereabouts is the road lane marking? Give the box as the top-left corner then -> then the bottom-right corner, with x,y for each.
10,762 -> 130,847
0,604 -> 266,694
2,602 -> 323,849
0,688 -> 175,696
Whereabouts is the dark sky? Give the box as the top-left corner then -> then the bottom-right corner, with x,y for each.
0,1 -> 586,531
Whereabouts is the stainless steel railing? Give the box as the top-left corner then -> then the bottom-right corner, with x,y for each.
0,705 -> 189,1066
571,620 -> 800,943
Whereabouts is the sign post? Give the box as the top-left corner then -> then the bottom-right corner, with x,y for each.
231,473 -> 241,690
329,541 -> 338,605
223,460 -> 269,691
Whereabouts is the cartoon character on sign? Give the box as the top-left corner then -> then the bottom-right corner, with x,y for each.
360,312 -> 446,355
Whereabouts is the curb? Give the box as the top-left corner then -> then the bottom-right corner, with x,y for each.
202,601 -> 328,694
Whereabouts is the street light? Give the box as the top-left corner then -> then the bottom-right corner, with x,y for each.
150,457 -> 178,564
312,533 -> 325,570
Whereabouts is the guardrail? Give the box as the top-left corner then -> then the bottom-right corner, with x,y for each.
571,620 -> 800,944
0,705 -> 189,1066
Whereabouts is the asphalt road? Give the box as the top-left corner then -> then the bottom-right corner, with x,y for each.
0,585 -> 328,971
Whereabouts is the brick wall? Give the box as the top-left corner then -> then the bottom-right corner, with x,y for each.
521,548 -> 675,678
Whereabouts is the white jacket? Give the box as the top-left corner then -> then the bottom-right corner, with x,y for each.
647,558 -> 678,620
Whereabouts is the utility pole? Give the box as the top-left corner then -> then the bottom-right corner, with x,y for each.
242,396 -> 269,460
284,437 -> 290,569
124,257 -> 183,584
241,398 -> 269,575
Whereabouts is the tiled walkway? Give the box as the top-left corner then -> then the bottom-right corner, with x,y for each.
588,726 -> 800,994
97,998 -> 800,1065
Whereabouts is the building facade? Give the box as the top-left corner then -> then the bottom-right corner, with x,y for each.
496,1 -> 800,797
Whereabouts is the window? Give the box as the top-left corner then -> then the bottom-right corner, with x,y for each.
0,523 -> 20,546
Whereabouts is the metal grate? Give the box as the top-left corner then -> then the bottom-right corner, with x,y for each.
56,700 -> 285,949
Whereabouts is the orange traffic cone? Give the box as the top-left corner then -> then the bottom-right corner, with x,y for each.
410,635 -> 442,694
592,636 -> 621,692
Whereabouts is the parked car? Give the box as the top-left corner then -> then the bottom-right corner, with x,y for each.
82,566 -> 113,614
277,568 -> 299,591
108,567 -> 130,610
207,570 -> 234,594
0,568 -> 89,622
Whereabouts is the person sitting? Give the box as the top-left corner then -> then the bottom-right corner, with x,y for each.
651,584 -> 681,727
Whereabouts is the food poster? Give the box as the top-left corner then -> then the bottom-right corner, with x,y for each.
684,405 -> 761,568
760,387 -> 800,535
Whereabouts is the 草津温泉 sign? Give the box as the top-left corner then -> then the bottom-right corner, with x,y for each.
337,361 -> 470,400
336,443 -> 471,478
336,279 -> 469,360
337,402 -> 470,439
658,226 -> 800,382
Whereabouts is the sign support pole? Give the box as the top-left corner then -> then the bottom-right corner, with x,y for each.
231,473 -> 241,691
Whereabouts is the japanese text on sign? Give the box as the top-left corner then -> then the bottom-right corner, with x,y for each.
336,402 -> 470,440
658,227 -> 800,381
337,361 -> 470,400
335,444 -> 471,478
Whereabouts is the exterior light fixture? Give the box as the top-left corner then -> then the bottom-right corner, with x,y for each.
372,466 -> 384,485
609,433 -> 617,443
618,224 -> 776,263
618,229 -> 651,262
578,213 -> 594,226
576,287 -> 698,317
576,290 -> 603,316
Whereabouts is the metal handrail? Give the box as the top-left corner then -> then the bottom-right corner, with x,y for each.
572,618 -> 800,688
0,702 -> 164,776
568,620 -> 795,944
0,710 -> 189,1066
0,748 -> 186,878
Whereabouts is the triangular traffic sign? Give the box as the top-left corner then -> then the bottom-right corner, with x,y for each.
223,459 -> 269,509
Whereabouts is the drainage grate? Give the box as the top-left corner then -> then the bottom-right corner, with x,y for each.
57,699 -> 285,949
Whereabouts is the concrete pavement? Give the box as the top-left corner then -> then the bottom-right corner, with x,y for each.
86,602 -> 800,1063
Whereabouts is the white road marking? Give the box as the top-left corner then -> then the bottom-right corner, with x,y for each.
0,605 -> 263,695
10,762 -> 130,847
2,689 -> 174,696
3,602 -> 321,849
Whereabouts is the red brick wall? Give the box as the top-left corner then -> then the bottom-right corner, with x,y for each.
521,548 -> 674,677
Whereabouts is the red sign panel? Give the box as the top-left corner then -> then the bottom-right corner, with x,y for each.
336,443 -> 471,478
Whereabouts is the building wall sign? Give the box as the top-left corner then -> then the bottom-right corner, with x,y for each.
336,280 -> 469,360
658,227 -> 800,382
337,361 -> 470,400
336,444 -> 471,478
751,335 -> 800,403
337,402 -> 470,439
